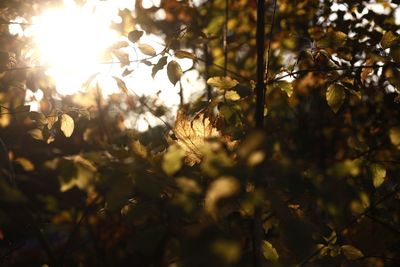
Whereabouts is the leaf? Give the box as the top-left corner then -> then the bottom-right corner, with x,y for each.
360,58 -> 374,84
60,114 -> 74,137
47,112 -> 58,129
113,76 -> 129,94
381,31 -> 399,49
389,127 -> 400,147
113,50 -> 130,67
174,50 -> 196,60
174,112 -> 221,166
207,76 -> 239,90
225,90 -> 241,101
111,41 -> 129,49
162,144 -> 185,175
122,68 -> 134,77
205,176 -> 240,216
326,84 -> 345,113
28,128 -> 43,140
341,245 -> 364,260
318,30 -> 347,48
275,80 -> 293,97
138,43 -> 156,56
14,105 -> 30,122
262,241 -> 279,263
15,157 -> 34,171
167,60 -> 183,86
151,56 -> 168,78
370,163 -> 386,188
128,30 -> 144,43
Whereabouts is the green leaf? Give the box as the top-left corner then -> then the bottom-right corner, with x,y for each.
162,144 -> 185,176
326,84 -> 345,113
262,241 -> 279,263
60,114 -> 74,137
128,30 -> 144,43
370,163 -> 386,188
138,43 -> 156,56
381,31 -> 399,49
14,105 -> 30,122
174,50 -> 196,60
207,76 -> 239,90
225,90 -> 240,101
167,60 -> 183,86
341,245 -> 364,260
15,157 -> 34,171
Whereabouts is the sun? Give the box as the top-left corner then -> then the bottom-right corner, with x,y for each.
32,0 -> 119,95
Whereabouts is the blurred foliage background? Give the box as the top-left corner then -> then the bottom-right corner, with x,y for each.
0,0 -> 400,266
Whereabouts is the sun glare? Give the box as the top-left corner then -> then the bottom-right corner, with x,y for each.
10,0 -> 204,130
31,0 -> 119,95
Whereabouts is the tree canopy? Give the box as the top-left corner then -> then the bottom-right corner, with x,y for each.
0,0 -> 400,266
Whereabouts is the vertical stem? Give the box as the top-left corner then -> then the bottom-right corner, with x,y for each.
223,0 -> 229,76
253,1 -> 268,267
255,0 -> 266,129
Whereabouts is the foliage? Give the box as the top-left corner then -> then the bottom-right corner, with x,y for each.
0,0 -> 400,266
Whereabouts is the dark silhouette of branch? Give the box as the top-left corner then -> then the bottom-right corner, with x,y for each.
297,183 -> 400,266
223,0 -> 229,76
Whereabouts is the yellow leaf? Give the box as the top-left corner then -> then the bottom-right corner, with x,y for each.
162,144 -> 185,175
207,76 -> 239,90
262,241 -> 279,263
326,84 -> 345,113
370,163 -> 386,188
174,112 -> 221,166
15,157 -> 34,171
341,245 -> 364,260
225,90 -> 241,101
389,127 -> 400,147
28,128 -> 43,140
60,114 -> 74,137
205,176 -> 240,216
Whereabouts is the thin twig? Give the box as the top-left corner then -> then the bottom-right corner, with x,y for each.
297,183 -> 400,266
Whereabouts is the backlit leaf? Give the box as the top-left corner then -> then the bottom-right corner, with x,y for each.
262,241 -> 279,263
162,144 -> 185,175
128,30 -> 144,43
60,114 -> 74,137
326,84 -> 345,113
174,112 -> 221,166
207,76 -> 239,90
341,245 -> 364,260
389,127 -> 400,147
205,176 -> 240,216
28,128 -> 43,140
15,157 -> 34,171
167,60 -> 183,86
113,76 -> 129,94
381,31 -> 399,49
225,90 -> 240,101
151,56 -> 168,78
175,50 -> 196,60
138,43 -> 156,56
370,163 -> 386,188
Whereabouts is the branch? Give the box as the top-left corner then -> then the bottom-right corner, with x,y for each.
269,64 -> 389,84
297,183 -> 400,266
